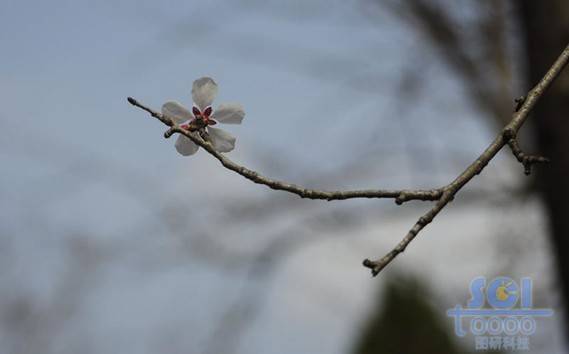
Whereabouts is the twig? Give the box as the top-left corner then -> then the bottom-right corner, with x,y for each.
363,43 -> 569,276
129,43 -> 569,277
127,97 -> 173,126
503,128 -> 549,175
127,97 -> 443,203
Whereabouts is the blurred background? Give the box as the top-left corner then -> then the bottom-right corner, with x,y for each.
1,0 -> 568,353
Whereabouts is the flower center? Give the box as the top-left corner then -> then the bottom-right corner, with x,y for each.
180,106 -> 217,131
192,106 -> 216,126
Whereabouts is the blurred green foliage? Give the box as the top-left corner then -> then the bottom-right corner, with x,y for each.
352,275 -> 477,354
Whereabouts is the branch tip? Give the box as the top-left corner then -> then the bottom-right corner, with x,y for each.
362,259 -> 380,277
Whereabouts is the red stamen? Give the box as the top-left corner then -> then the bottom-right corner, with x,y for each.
203,106 -> 213,118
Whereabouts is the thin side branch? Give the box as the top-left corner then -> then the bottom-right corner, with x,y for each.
363,43 -> 569,276
127,97 -> 443,203
503,128 -> 549,175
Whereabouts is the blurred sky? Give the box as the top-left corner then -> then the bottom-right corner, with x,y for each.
0,1 -> 565,353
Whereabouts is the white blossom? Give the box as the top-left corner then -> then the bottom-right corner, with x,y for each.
161,77 -> 245,156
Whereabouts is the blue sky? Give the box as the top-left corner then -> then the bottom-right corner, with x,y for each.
0,1 -> 565,353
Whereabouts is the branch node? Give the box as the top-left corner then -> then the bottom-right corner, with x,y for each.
395,192 -> 407,205
514,96 -> 526,112
418,216 -> 428,226
164,127 -> 176,139
503,128 -> 516,141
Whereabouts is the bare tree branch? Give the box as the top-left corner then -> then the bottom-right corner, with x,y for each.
129,43 -> 569,277
127,97 -> 443,203
363,43 -> 569,275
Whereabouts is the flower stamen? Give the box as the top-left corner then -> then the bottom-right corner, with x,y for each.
191,106 -> 216,126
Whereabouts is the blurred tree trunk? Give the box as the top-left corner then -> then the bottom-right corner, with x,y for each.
518,0 -> 569,340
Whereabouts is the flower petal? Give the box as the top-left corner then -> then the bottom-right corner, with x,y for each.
211,103 -> 245,124
192,77 -> 218,110
207,126 -> 236,153
175,134 -> 199,156
161,101 -> 194,124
